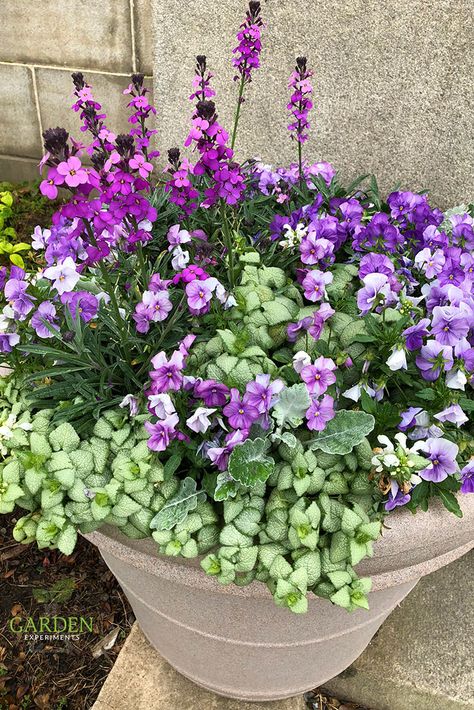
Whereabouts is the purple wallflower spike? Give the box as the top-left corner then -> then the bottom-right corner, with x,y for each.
460,461 -> 474,494
434,404 -> 468,427
306,394 -> 335,431
144,414 -> 179,452
223,388 -> 259,429
300,356 -> 337,396
287,56 -> 313,145
403,318 -> 430,351
431,305 -> 470,346
302,269 -> 333,302
31,301 -> 59,339
43,257 -> 80,295
415,340 -> 453,381
243,374 -> 284,414
194,379 -> 230,406
232,1 -> 264,84
56,156 -> 88,188
419,437 -> 459,482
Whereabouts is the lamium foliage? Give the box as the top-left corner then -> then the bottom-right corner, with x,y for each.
0,1 -> 472,615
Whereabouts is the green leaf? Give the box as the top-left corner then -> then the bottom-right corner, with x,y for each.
150,477 -> 205,531
416,388 -> 436,402
272,383 -> 311,429
9,253 -> 24,268
214,472 -> 239,501
435,488 -> 463,518
163,454 -> 182,480
228,438 -> 274,487
308,410 -> 375,455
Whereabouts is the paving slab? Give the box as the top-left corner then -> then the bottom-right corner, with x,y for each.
93,552 -> 473,710
92,623 -> 305,710
325,551 -> 474,710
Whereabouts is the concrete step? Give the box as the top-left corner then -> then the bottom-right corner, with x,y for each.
324,551 -> 474,710
93,551 -> 473,710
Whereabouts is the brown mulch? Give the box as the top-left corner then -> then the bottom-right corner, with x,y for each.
0,510 -> 370,710
0,513 -> 134,710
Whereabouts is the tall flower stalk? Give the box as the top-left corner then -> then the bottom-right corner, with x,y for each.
287,56 -> 314,185
230,1 -> 264,150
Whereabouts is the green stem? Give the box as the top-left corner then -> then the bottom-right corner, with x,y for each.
83,221 -> 130,348
220,202 -> 236,289
297,139 -> 303,188
230,73 -> 246,151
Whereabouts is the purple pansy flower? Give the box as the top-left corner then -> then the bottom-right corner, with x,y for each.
419,437 -> 459,482
223,388 -> 259,429
145,414 -> 180,452
4,279 -> 35,319
149,351 -> 184,393
416,340 -> 453,381
460,461 -> 474,494
403,319 -> 430,351
434,404 -> 468,427
305,394 -> 335,431
431,305 -> 470,346
244,374 -> 284,413
64,291 -> 99,322
31,301 -> 59,338
301,269 -> 333,302
384,481 -> 411,511
194,379 -> 230,407
43,257 -> 80,295
301,356 -> 337,396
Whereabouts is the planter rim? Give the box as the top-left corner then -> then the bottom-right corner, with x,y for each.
85,494 -> 474,598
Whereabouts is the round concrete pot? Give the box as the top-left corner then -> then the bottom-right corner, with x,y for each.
86,495 -> 474,702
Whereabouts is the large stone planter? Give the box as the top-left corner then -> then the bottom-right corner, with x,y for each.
86,496 -> 474,702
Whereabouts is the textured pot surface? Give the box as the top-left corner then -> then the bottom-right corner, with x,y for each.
86,496 -> 474,702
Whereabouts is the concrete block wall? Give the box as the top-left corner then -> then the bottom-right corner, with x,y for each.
0,0 -> 153,183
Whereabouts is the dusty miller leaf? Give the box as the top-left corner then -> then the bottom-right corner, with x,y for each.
272,384 -> 311,429
308,410 -> 375,455
150,477 -> 205,531
228,438 -> 274,486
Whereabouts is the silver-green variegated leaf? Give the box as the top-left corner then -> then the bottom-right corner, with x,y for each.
308,410 -> 375,455
271,431 -> 299,449
272,384 -> 311,429
150,477 -> 205,531
214,472 -> 239,501
228,438 -> 274,487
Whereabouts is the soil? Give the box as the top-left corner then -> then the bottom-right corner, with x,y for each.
0,509 -> 372,710
0,512 -> 134,710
